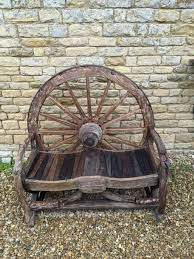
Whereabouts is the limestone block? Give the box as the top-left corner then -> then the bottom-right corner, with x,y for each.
3,120 -> 19,130
66,47 -> 97,56
69,24 -> 102,36
89,37 -> 116,46
39,9 -> 62,22
18,24 -> 49,37
62,9 -> 113,23
4,9 -> 38,22
103,23 -> 135,36
155,10 -> 179,22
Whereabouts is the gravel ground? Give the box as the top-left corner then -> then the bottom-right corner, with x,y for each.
0,154 -> 193,258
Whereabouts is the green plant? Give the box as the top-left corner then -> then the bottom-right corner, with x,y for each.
0,162 -> 13,175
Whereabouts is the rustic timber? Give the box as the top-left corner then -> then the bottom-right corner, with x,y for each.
13,65 -> 170,226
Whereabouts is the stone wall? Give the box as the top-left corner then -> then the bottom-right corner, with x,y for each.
0,0 -> 194,162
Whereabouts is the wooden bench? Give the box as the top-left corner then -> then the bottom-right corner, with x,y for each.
14,65 -> 170,226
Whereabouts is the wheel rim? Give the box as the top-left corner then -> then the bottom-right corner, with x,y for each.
28,65 -> 154,152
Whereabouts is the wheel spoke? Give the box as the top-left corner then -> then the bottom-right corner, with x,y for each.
104,135 -> 140,148
104,127 -> 144,134
98,91 -> 129,124
67,139 -> 81,152
86,76 -> 92,118
65,81 -> 86,118
101,139 -> 118,150
38,128 -> 78,135
49,135 -> 77,151
39,112 -> 78,128
102,108 -> 141,128
48,96 -> 81,123
95,80 -> 111,117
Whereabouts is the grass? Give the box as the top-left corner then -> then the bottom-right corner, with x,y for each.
0,162 -> 13,175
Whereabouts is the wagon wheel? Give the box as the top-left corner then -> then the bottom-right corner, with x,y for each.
28,66 -> 154,153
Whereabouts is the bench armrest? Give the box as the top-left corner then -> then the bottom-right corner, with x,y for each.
149,129 -> 171,169
13,134 -> 33,175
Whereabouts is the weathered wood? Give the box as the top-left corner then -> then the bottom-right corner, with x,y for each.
95,80 -> 111,117
105,127 -> 144,134
38,128 -> 77,135
39,112 -> 78,128
86,76 -> 92,118
14,65 -> 170,225
65,81 -> 86,118
28,153 -> 47,179
101,139 -> 118,150
24,174 -> 158,192
49,96 -> 81,123
102,108 -> 141,128
79,123 -> 102,147
102,191 -> 131,202
98,91 -> 129,124
104,135 -> 140,148
49,135 -> 77,151
30,199 -> 158,211
14,175 -> 35,227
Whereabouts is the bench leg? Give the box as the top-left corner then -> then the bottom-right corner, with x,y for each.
158,167 -> 168,215
14,175 -> 35,227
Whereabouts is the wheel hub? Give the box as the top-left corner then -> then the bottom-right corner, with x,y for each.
79,123 -> 102,148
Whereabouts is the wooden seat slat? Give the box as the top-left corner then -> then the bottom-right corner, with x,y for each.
25,148 -> 155,182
